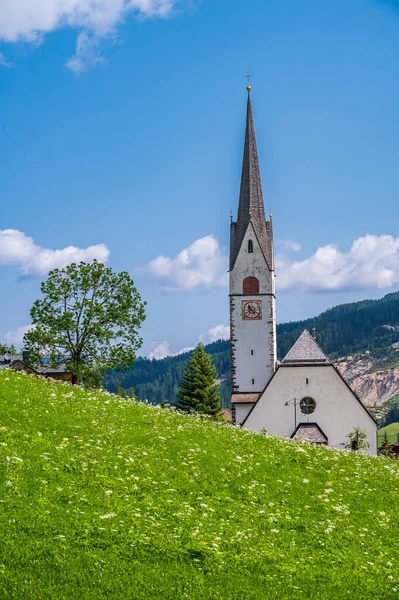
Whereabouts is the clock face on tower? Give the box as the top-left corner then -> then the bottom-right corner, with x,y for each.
242,300 -> 262,320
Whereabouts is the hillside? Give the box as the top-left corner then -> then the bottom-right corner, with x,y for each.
1,370 -> 399,598
378,422 -> 399,445
105,292 -> 399,407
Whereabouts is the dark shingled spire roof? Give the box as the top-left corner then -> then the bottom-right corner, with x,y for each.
230,90 -> 273,271
281,330 -> 330,365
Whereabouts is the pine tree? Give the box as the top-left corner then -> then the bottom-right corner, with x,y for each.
177,343 -> 221,415
379,430 -> 393,457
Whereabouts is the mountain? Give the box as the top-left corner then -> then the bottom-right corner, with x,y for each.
104,292 -> 399,409
1,369 -> 399,599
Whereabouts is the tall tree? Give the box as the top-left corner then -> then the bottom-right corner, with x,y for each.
24,260 -> 146,384
177,343 -> 221,415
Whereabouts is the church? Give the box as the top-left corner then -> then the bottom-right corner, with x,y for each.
230,87 -> 378,455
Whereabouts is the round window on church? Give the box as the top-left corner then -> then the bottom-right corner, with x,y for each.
300,397 -> 316,415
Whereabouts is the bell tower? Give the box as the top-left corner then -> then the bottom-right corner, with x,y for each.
230,87 -> 276,423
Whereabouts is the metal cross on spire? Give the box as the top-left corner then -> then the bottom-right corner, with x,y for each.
245,69 -> 252,85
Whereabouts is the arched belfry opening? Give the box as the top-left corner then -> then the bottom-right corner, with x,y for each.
243,277 -> 259,295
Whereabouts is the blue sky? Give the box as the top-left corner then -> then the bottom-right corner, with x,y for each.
1,0 -> 399,357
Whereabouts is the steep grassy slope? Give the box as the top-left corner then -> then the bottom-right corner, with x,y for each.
1,371 -> 399,599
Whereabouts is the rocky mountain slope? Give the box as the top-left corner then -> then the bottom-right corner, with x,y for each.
335,343 -> 399,407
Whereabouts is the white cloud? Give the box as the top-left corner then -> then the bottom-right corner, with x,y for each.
0,229 -> 110,276
277,239 -> 302,252
276,234 -> 399,292
0,52 -> 12,68
147,235 -> 228,292
200,324 -> 230,344
0,0 -> 180,71
146,341 -> 172,360
4,324 -> 34,349
146,324 -> 229,361
146,340 -> 194,359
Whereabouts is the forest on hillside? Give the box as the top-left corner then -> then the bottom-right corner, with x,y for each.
104,292 -> 399,407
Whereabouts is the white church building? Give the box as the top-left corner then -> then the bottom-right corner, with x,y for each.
230,87 -> 378,455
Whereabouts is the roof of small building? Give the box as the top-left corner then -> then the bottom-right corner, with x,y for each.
220,408 -> 233,421
231,393 -> 260,404
291,423 -> 328,444
281,330 -> 330,365
0,354 -> 67,374
0,354 -> 23,369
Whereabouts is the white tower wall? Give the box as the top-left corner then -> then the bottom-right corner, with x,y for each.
230,222 -> 276,395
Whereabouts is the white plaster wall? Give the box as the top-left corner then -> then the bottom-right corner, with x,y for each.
231,295 -> 275,391
230,221 -> 276,393
243,366 -> 377,455
235,403 -> 254,426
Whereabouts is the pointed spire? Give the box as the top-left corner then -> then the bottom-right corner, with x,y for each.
237,89 -> 266,229
230,89 -> 273,271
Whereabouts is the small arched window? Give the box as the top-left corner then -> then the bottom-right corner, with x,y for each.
248,240 -> 253,253
243,277 -> 259,295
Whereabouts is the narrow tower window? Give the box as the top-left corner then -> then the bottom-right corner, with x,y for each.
251,350 -> 254,356
248,240 -> 253,253
252,379 -> 255,385
243,277 -> 259,295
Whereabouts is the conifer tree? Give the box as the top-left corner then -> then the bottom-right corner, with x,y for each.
379,430 -> 393,457
177,343 -> 221,415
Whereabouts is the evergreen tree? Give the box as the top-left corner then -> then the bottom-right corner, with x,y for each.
177,343 -> 221,415
379,430 -> 393,457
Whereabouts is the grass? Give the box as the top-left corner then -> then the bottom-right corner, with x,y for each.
1,370 -> 399,599
378,422 -> 399,446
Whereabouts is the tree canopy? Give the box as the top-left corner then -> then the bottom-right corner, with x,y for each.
24,260 -> 146,384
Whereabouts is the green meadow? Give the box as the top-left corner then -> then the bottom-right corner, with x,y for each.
378,422 -> 399,446
1,369 -> 399,599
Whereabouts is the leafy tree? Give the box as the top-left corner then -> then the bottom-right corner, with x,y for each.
0,344 -> 6,354
344,427 -> 370,452
24,261 -> 146,385
177,343 -> 221,415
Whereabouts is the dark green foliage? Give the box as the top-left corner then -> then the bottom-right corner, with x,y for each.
380,395 -> 399,427
105,291 -> 399,407
177,343 -> 220,415
277,291 -> 399,359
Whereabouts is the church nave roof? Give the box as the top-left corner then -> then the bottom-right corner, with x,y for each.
281,329 -> 330,365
